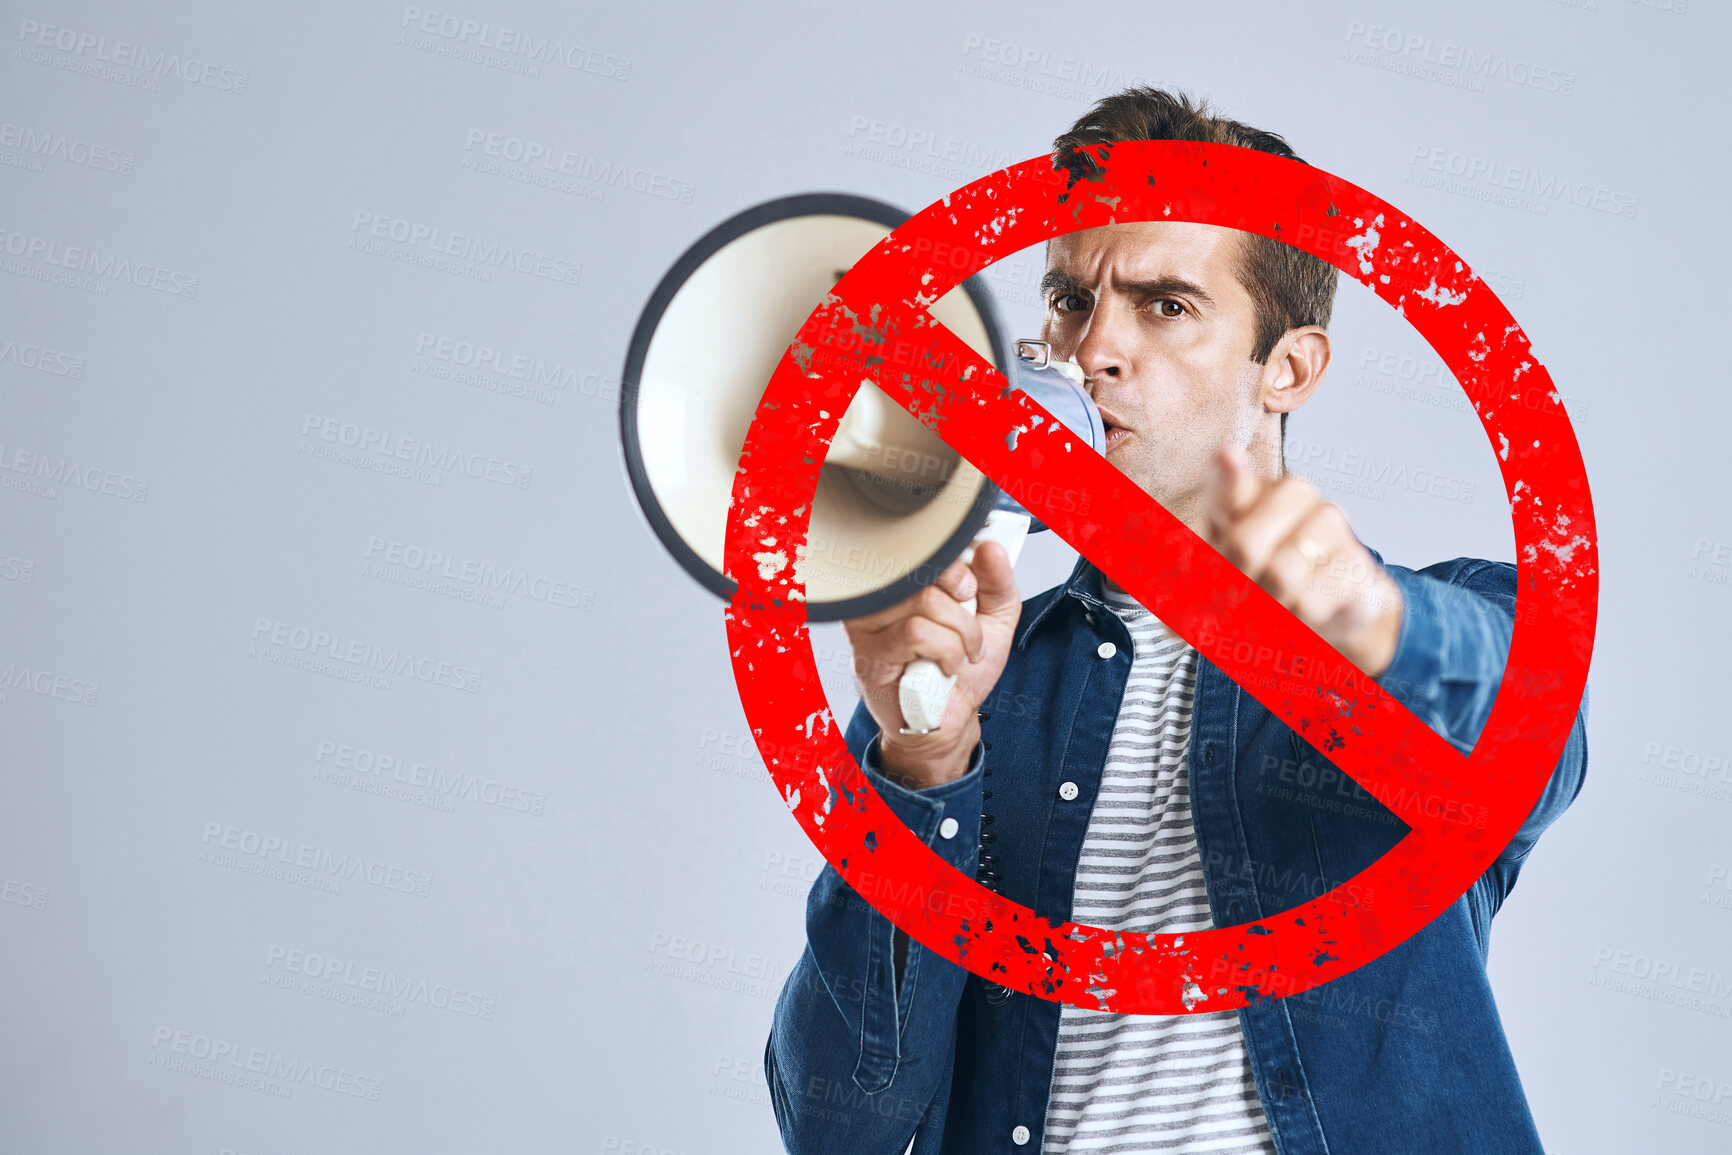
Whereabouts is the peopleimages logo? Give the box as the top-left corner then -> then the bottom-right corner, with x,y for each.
843,115 -> 1017,174
300,413 -> 533,489
957,35 -> 1160,96
349,211 -> 581,287
1,875 -> 49,910
462,130 -> 693,202
646,929 -> 787,997
0,335 -> 84,377
200,820 -> 434,898
1587,943 -> 1732,1021
0,225 -> 198,296
1406,144 -> 1640,219
314,738 -> 548,815
399,6 -> 631,79
0,662 -> 99,706
0,119 -> 133,174
1284,437 -> 1477,504
249,616 -> 484,694
264,944 -> 498,1019
0,440 -> 149,502
363,536 -> 595,611
16,18 -> 250,93
148,1026 -> 381,1100
411,331 -> 620,406
1343,21 -> 1575,95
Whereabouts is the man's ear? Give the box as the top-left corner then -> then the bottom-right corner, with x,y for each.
1259,325 -> 1331,417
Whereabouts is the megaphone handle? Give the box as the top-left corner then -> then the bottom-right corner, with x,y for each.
897,509 -> 1032,734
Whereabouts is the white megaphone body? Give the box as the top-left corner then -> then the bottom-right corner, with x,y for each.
620,193 -> 1106,733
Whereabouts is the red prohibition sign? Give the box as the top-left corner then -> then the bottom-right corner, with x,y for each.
722,140 -> 1597,1014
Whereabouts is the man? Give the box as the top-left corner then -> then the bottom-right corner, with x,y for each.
765,87 -> 1588,1154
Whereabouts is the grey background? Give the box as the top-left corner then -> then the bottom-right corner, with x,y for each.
1,1 -> 1726,1152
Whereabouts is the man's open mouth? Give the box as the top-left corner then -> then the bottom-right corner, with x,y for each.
1096,406 -> 1132,453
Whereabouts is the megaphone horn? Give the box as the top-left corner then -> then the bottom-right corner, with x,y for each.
619,193 -> 1105,733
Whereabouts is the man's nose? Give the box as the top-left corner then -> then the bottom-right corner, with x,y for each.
1073,299 -> 1129,391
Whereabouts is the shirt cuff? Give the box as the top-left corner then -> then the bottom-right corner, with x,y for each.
859,734 -> 985,869
1373,565 -> 1449,706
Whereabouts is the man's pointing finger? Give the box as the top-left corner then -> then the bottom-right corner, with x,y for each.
1209,444 -> 1262,535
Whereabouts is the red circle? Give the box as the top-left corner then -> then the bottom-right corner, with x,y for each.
722,140 -> 1597,1013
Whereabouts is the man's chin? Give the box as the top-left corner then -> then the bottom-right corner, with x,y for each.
1104,458 -> 1187,513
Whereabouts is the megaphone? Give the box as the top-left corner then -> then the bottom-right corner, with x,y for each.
619,193 -> 1105,733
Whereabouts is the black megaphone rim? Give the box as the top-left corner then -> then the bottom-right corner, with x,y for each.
618,191 -> 1009,621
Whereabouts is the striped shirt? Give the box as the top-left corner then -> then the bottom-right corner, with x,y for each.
1041,587 -> 1276,1154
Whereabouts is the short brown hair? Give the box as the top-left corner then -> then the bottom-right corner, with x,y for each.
1051,88 -> 1338,440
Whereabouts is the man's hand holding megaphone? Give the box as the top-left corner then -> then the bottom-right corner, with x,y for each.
843,441 -> 1408,792
843,543 -> 1023,791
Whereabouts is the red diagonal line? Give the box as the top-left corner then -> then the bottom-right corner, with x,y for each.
825,302 -> 1468,829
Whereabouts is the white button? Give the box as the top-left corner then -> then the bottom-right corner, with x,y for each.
1096,641 -> 1117,660
1058,781 -> 1079,801
939,817 -> 959,840
1012,1124 -> 1031,1145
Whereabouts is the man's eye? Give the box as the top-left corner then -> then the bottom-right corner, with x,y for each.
1051,291 -> 1088,313
1154,298 -> 1185,318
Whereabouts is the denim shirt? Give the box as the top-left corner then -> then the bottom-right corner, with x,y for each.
766,548 -> 1589,1155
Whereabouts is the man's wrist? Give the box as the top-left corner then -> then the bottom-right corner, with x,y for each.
1362,578 -> 1405,678
1372,566 -> 1447,699
879,719 -> 981,790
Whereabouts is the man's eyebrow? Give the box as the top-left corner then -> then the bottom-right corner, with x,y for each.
1122,277 -> 1217,309
1039,270 -> 1083,296
1037,270 -> 1217,309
